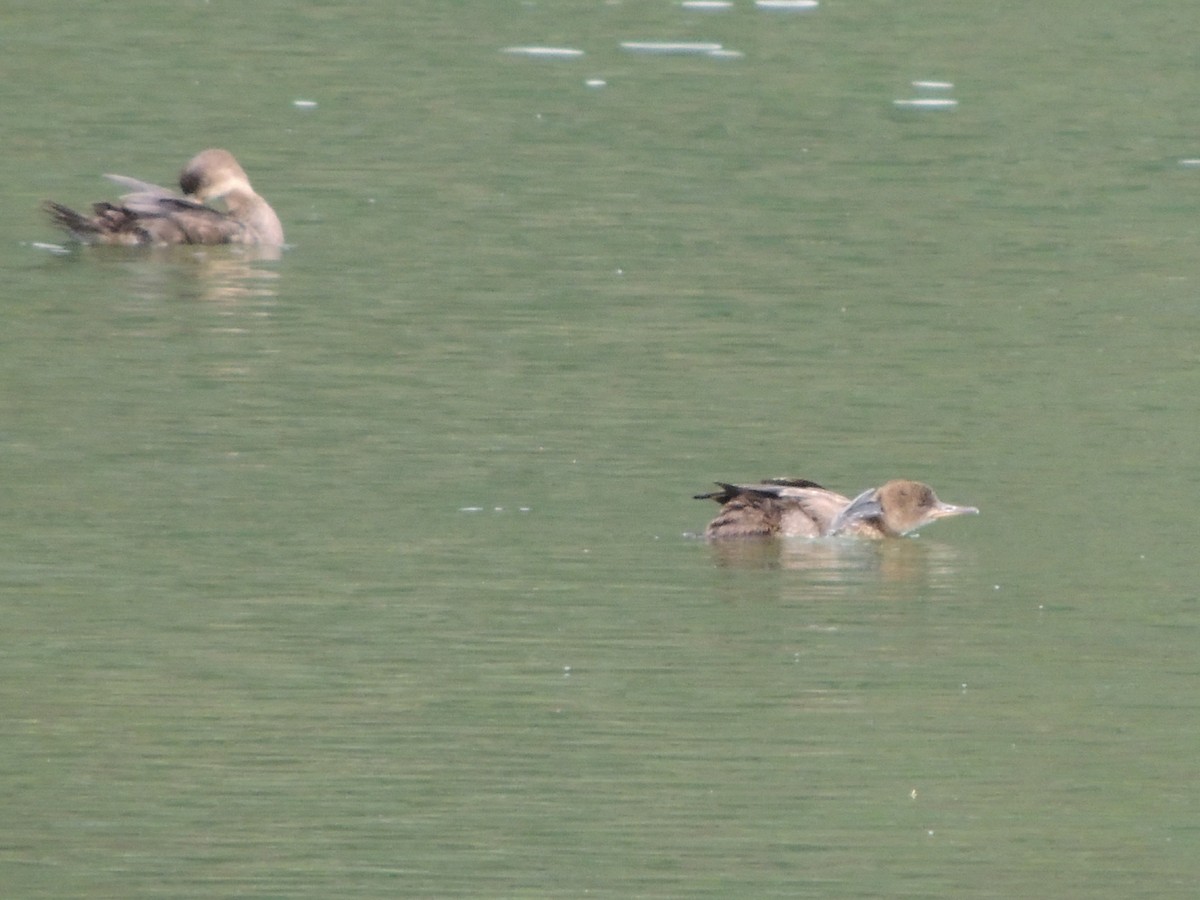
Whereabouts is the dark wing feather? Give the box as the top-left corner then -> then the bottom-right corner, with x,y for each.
694,477 -> 824,504
703,491 -> 786,539
151,198 -> 248,243
44,196 -> 247,245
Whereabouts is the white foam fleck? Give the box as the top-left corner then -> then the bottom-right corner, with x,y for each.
755,0 -> 819,9
621,41 -> 723,55
503,46 -> 585,59
30,242 -> 71,255
892,98 -> 958,110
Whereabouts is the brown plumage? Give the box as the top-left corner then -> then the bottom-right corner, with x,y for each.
696,478 -> 978,539
44,149 -> 283,246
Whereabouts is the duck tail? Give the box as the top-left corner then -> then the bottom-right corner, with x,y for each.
44,201 -> 100,238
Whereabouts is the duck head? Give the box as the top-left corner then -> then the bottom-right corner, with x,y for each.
179,149 -> 253,204
829,479 -> 978,537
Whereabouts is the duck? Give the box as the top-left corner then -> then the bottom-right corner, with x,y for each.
44,149 -> 283,246
695,477 -> 978,539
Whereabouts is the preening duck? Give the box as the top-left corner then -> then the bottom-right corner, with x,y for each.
45,149 -> 283,246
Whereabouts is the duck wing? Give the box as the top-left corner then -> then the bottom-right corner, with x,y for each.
105,173 -> 247,241
698,479 -> 843,539
144,199 -> 249,243
694,477 -> 824,504
45,196 -> 248,245
826,487 -> 883,536
102,174 -> 181,214
104,173 -> 176,196
702,488 -> 789,538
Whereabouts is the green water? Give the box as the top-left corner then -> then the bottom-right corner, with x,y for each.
3,1 -> 1200,896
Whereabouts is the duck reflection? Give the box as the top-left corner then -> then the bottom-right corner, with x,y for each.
705,529 -> 962,571
704,535 -> 972,604
56,243 -> 282,306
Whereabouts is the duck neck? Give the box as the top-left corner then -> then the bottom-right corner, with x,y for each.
224,189 -> 284,244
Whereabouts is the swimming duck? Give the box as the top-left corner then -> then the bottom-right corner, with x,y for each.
696,477 -> 978,539
44,149 -> 284,246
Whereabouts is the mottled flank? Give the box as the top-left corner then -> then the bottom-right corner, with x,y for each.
696,478 -> 978,539
44,149 -> 283,247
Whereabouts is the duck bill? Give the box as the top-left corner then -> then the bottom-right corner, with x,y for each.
929,502 -> 979,520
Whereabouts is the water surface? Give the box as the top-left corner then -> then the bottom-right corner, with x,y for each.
3,1 -> 1200,896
